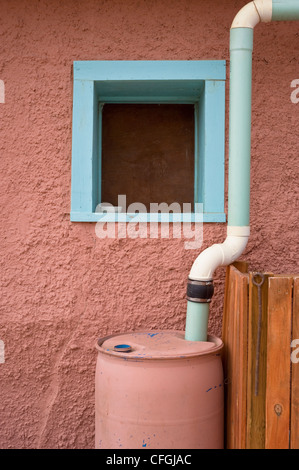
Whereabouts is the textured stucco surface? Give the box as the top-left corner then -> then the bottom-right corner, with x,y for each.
0,0 -> 298,449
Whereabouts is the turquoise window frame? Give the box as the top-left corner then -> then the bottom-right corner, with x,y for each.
71,60 -> 226,223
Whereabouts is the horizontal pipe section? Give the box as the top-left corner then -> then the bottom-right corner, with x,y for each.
272,0 -> 299,21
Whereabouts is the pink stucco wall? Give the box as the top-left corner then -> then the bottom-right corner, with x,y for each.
0,0 -> 298,449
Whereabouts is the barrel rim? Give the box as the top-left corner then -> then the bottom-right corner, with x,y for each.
95,329 -> 223,361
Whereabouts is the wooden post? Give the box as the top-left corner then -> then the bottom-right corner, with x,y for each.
246,272 -> 272,449
291,277 -> 299,449
222,264 -> 248,448
223,264 -> 299,449
265,277 -> 293,449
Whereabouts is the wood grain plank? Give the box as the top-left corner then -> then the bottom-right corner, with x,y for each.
265,277 -> 293,449
237,272 -> 249,448
227,266 -> 237,449
222,265 -> 248,449
246,272 -> 272,449
222,265 -> 231,381
231,267 -> 239,449
222,265 -> 236,449
291,277 -> 299,449
233,261 -> 249,275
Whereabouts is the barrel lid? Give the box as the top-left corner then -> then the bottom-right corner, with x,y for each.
96,330 -> 223,360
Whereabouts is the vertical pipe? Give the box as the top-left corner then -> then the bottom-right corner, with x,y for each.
185,301 -> 210,342
228,28 -> 254,228
185,29 -> 254,342
185,0 -> 299,342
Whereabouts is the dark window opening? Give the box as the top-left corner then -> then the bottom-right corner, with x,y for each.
101,104 -> 195,212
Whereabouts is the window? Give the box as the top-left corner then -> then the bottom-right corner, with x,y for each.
71,60 -> 226,222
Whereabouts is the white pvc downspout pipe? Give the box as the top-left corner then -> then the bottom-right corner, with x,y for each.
185,0 -> 299,341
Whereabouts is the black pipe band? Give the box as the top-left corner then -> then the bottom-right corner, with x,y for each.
186,279 -> 214,303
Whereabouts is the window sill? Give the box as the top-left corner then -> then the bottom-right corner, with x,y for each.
70,212 -> 226,223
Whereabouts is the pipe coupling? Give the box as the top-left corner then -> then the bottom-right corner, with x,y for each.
186,279 -> 214,303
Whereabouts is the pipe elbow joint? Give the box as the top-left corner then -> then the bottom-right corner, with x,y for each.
188,226 -> 250,282
231,0 -> 272,29
220,234 -> 249,266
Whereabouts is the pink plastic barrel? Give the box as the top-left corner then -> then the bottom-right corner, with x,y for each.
95,330 -> 224,449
